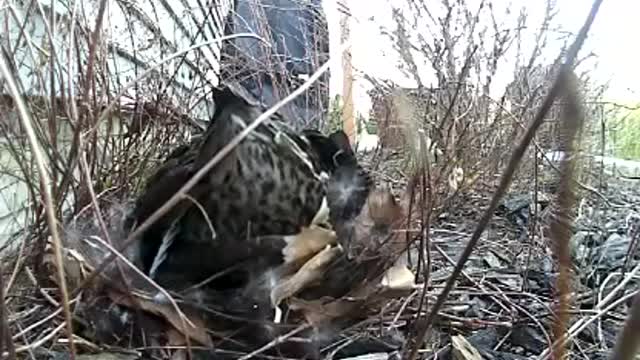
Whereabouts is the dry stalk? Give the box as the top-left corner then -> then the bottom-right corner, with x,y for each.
539,290 -> 640,360
4,231 -> 29,296
339,0 -> 355,143
0,262 -> 16,360
548,70 -> 585,360
84,0 -> 109,108
4,323 -> 66,357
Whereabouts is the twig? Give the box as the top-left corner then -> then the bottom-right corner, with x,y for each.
11,305 -> 64,341
236,324 -> 309,360
0,262 -> 16,360
3,323 -> 66,356
0,40 -> 77,360
4,232 -> 28,295
539,261 -> 640,359
486,94 -> 616,207
538,290 -> 639,360
83,0 -> 109,108
24,267 -> 59,307
609,292 -> 640,360
84,235 -> 196,331
93,34 -> 267,128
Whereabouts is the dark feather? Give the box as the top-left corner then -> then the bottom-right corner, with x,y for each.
326,161 -> 372,224
301,129 -> 356,171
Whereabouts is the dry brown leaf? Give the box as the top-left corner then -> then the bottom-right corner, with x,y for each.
107,290 -> 212,347
43,237 -> 91,289
282,225 -> 337,264
167,327 -> 188,346
167,328 -> 190,360
367,189 -> 404,226
272,244 -> 342,306
380,261 -> 416,291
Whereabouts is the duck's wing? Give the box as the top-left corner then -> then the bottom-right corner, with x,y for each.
129,84 -> 339,285
125,145 -> 207,275
191,84 -> 332,231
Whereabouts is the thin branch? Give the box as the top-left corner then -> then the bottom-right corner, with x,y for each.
609,292 -> 640,360
0,44 -> 77,359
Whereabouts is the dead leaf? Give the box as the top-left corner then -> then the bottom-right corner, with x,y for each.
347,186 -> 413,266
272,244 -> 342,306
107,290 -> 212,347
290,261 -> 414,326
282,225 -> 337,264
167,327 -> 187,346
43,236 -> 91,289
380,262 -> 416,291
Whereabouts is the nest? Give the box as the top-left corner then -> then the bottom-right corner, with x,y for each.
38,171 -> 421,359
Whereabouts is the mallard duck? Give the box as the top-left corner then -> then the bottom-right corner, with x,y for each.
124,83 -> 367,291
